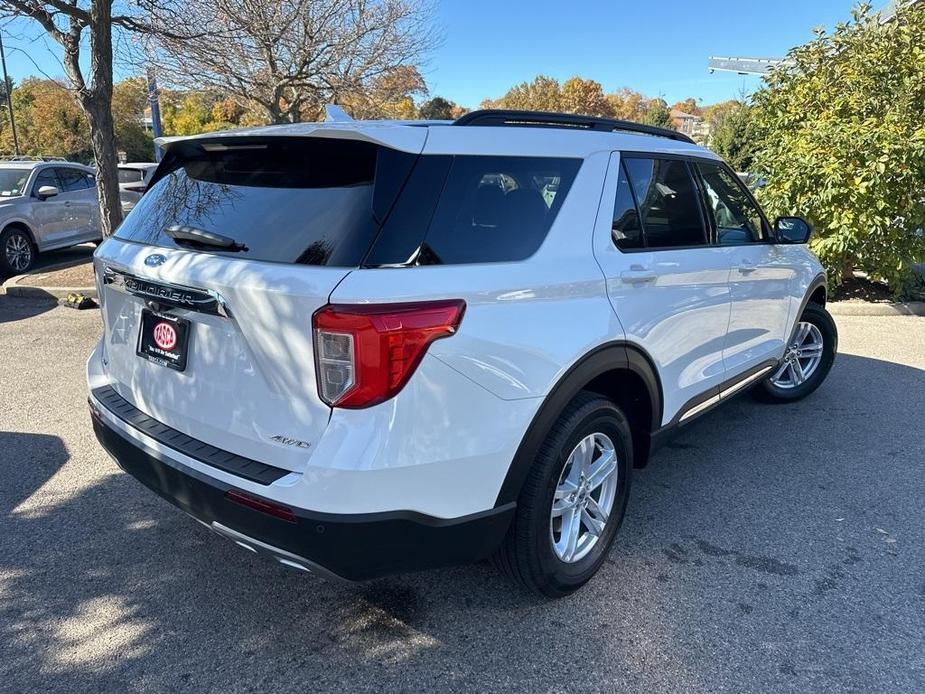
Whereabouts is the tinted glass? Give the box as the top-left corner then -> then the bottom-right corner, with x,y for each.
118,168 -> 144,183
83,173 -> 96,189
0,169 -> 30,197
115,138 -> 415,266
363,156 -> 453,266
416,156 -> 581,264
697,162 -> 767,244
57,167 -> 90,192
32,168 -> 60,194
623,158 -> 706,248
611,161 -> 643,250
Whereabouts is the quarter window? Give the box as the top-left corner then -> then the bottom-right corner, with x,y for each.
696,162 -> 767,244
623,158 -> 706,248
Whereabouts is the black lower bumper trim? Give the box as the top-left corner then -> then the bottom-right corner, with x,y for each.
91,385 -> 289,485
91,408 -> 515,581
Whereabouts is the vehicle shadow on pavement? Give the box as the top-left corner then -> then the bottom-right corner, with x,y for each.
1,353 -> 923,692
0,432 -> 69,514
0,295 -> 58,324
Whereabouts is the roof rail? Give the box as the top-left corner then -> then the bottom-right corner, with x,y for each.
1,155 -> 69,162
453,109 -> 695,145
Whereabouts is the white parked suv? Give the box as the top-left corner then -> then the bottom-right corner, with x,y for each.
87,110 -> 836,596
0,161 -> 104,274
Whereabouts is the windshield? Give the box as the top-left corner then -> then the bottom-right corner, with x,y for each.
0,169 -> 30,197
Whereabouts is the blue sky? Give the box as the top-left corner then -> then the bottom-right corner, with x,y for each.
3,0 -> 870,108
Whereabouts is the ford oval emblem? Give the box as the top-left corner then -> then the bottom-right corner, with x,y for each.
144,254 -> 166,267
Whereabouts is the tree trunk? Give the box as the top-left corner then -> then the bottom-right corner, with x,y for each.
85,97 -> 122,236
72,0 -> 121,237
841,255 -> 855,283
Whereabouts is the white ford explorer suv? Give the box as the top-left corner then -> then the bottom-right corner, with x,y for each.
87,110 -> 836,597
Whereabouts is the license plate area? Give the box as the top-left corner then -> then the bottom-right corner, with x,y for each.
137,309 -> 191,371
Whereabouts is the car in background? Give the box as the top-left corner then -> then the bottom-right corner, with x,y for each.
118,163 -> 158,195
0,160 -> 135,274
736,172 -> 766,191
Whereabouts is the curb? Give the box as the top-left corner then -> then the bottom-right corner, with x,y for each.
1,258 -> 96,300
827,301 -> 925,317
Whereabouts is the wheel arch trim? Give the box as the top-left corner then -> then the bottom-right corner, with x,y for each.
789,273 -> 827,343
494,341 -> 662,506
2,219 -> 37,246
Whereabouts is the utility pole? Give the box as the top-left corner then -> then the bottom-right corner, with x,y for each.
146,67 -> 163,162
0,32 -> 20,156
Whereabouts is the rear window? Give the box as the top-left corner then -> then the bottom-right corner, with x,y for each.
366,155 -> 582,266
114,137 -> 415,266
118,168 -> 144,183
115,138 -> 581,267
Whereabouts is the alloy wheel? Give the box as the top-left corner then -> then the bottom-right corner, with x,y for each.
769,321 -> 824,389
550,432 -> 620,563
5,234 -> 32,272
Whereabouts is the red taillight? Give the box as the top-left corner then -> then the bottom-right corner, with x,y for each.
225,490 -> 297,523
312,300 -> 466,408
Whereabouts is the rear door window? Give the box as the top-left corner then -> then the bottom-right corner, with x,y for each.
57,168 -> 91,192
114,137 -> 416,266
623,157 -> 707,249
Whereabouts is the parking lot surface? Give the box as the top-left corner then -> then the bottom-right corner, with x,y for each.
0,244 -> 95,283
1,296 -> 923,693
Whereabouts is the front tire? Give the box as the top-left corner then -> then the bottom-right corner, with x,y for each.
493,392 -> 632,597
757,303 -> 837,402
1,226 -> 36,275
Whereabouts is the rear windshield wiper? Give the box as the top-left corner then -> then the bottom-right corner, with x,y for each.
164,225 -> 248,252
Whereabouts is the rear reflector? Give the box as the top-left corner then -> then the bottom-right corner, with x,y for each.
312,300 -> 466,408
225,490 -> 297,523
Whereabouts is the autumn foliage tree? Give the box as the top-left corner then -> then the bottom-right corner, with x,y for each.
751,2 -> 925,295
0,78 -> 152,161
418,96 -> 465,120
482,75 -> 684,126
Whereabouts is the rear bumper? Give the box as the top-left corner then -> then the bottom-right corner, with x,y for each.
90,404 -> 515,582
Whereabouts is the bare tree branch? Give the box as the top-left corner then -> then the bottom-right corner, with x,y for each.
143,0 -> 439,123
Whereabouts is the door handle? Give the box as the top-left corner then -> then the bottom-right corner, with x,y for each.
620,265 -> 656,283
736,260 -> 757,274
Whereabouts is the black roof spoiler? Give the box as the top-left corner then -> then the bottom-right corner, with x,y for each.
453,109 -> 696,145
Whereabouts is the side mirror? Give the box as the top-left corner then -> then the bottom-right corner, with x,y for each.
774,216 -> 813,244
36,185 -> 59,200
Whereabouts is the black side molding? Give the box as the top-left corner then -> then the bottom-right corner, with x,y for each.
90,386 -> 289,485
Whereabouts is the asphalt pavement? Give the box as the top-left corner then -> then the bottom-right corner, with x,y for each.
0,244 -> 95,283
1,296 -> 923,693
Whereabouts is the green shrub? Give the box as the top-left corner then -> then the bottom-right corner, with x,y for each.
751,2 -> 925,297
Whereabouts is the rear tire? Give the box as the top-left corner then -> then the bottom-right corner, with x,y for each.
756,303 -> 837,402
1,226 -> 36,275
493,392 -> 632,598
